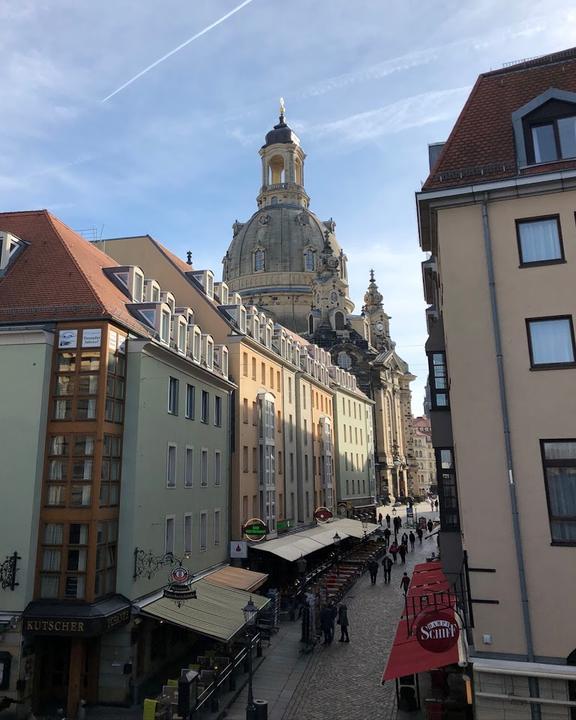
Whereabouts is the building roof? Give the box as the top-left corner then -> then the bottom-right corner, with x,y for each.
0,210 -> 150,335
423,47 -> 576,190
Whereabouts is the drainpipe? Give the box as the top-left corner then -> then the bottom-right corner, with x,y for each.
481,196 -> 540,718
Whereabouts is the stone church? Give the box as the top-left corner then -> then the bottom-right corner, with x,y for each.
223,104 -> 415,500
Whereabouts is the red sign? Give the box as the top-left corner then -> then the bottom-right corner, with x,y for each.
314,507 -> 333,523
415,610 -> 460,653
170,566 -> 190,585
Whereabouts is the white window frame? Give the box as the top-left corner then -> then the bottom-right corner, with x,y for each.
201,448 -> 209,487
214,509 -> 221,546
166,443 -> 177,488
165,515 -> 175,555
184,513 -> 193,555
214,450 -> 222,486
185,446 -> 194,488
200,511 -> 207,551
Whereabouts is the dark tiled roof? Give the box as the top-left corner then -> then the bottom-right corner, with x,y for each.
0,210 -> 150,335
423,47 -> 576,190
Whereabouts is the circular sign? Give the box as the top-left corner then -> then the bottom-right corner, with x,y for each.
243,518 -> 267,542
170,566 -> 190,585
415,610 -> 460,653
314,507 -> 333,523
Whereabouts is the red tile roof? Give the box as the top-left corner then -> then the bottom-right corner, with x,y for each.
0,210 -> 150,335
424,47 -> 576,190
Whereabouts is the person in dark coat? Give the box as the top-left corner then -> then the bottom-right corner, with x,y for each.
337,603 -> 350,642
389,541 -> 399,563
378,513 -> 383,526
320,604 -> 334,644
382,554 -> 393,584
398,543 -> 407,564
416,527 -> 423,544
427,519 -> 434,534
400,572 -> 411,594
383,527 -> 391,548
401,532 -> 408,547
409,531 -> 416,551
385,513 -> 391,528
367,558 -> 379,585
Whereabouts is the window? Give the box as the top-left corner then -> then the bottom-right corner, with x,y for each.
166,444 -> 176,487
201,450 -> 208,486
214,510 -> 221,545
289,414 -> 294,442
429,352 -> 449,408
165,516 -> 175,555
201,390 -> 209,423
243,446 -> 249,473
243,352 -> 248,376
184,514 -> 192,555
185,384 -> 195,419
185,448 -> 194,488
214,451 -> 221,486
100,435 -> 121,506
531,115 -> 576,163
290,453 -> 294,482
516,216 -> 564,266
527,316 -> 576,368
200,512 -> 207,551
161,310 -> 171,343
541,440 -> 576,544
435,448 -> 460,531
261,362 -> 266,384
288,376 -> 293,403
254,249 -> 265,272
168,377 -> 179,415
276,370 -> 281,392
252,447 -> 257,473
252,357 -> 256,380
243,398 -> 249,423
277,410 -> 282,432
215,396 -> 222,427
303,249 -> 315,272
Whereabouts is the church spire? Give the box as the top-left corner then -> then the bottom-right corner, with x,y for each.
364,269 -> 384,311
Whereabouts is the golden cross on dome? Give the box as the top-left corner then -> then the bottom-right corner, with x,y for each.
279,97 -> 286,118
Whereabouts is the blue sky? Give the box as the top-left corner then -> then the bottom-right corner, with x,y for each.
2,0 -> 575,411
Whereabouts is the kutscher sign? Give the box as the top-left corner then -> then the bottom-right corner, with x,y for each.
415,610 -> 460,653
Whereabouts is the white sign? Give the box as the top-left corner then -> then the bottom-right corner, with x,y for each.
58,329 -> 77,349
108,330 -> 117,352
82,328 -> 102,348
230,541 -> 248,559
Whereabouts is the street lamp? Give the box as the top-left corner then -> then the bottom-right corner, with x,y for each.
332,532 -> 341,575
361,519 -> 369,543
243,597 -> 259,720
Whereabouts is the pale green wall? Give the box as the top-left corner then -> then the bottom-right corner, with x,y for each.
333,388 -> 373,504
0,330 -> 53,612
117,342 -> 231,600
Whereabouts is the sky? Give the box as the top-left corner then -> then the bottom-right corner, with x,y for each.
2,0 -> 575,412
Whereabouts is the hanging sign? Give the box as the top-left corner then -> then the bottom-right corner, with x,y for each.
58,329 -> 77,349
82,328 -> 102,348
243,518 -> 267,542
230,541 -> 248,558
314,507 -> 333,523
415,610 -> 460,653
170,566 -> 190,585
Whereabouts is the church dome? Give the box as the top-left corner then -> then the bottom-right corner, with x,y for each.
224,205 -> 340,283
264,117 -> 300,147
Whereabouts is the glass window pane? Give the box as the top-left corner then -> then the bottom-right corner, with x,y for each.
48,460 -> 66,481
44,524 -> 64,545
54,399 -> 72,420
546,467 -> 576,517
40,575 -> 59,598
69,524 -> 88,545
558,116 -> 576,159
56,376 -> 75,395
64,575 -> 85,599
57,353 -> 76,372
532,123 -> 558,163
47,485 -> 65,505
544,441 -> 576,461
518,218 -> 561,263
530,319 -> 574,365
78,375 -> 98,395
80,352 -> 100,371
435,393 -> 448,406
42,549 -> 61,571
74,435 -> 95,456
77,398 -> 97,420
70,485 -> 91,506
439,449 -> 454,469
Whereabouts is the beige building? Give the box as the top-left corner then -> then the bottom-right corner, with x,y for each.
409,416 -> 435,498
418,48 -> 576,717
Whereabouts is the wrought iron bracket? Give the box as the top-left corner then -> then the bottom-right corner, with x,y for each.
133,548 -> 192,580
0,552 -> 20,591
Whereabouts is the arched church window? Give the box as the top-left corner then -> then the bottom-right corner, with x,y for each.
334,312 -> 345,330
304,249 -> 315,272
254,249 -> 265,272
338,351 -> 352,370
268,155 -> 285,184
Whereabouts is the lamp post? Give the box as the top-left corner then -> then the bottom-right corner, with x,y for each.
361,519 -> 369,543
332,532 -> 341,575
243,597 -> 258,720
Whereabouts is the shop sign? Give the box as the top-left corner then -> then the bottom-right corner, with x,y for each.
23,607 -> 130,638
170,566 -> 190,585
82,328 -> 102,348
277,519 -> 293,532
58,329 -> 77,348
243,518 -> 267,542
314,507 -> 333,523
230,541 -> 248,558
415,610 -> 460,653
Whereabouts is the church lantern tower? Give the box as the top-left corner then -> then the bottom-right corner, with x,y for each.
364,270 -> 393,352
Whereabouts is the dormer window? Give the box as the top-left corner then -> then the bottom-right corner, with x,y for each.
239,306 -> 247,333
254,249 -> 265,272
176,318 -> 187,354
0,231 -> 25,271
160,309 -> 171,344
133,271 -> 144,303
513,89 -> 576,167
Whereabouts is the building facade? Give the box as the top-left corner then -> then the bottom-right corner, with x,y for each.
409,416 -> 435,498
417,47 -> 576,718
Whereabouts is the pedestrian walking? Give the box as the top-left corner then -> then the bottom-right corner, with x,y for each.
416,527 -> 423,544
385,513 -> 391,528
320,604 -> 333,644
382,554 -> 393,584
383,527 -> 391,548
401,532 -> 408,547
378,512 -> 383,526
398,543 -> 407,564
367,558 -> 379,585
400,572 -> 410,594
389,541 -> 399,563
427,519 -> 434,534
409,531 -> 416,551
337,602 -> 350,642
434,499 -> 439,511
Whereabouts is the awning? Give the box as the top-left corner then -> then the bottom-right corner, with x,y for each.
22,595 -> 131,637
382,562 -> 460,682
141,580 -> 269,642
205,566 -> 267,592
251,518 -> 376,562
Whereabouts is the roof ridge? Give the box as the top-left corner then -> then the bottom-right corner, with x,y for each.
482,46 -> 576,78
44,213 -> 106,316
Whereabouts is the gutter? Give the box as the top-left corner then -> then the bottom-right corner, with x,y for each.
480,196 -> 540,719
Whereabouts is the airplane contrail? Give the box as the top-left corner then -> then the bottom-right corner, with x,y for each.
102,0 -> 257,103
